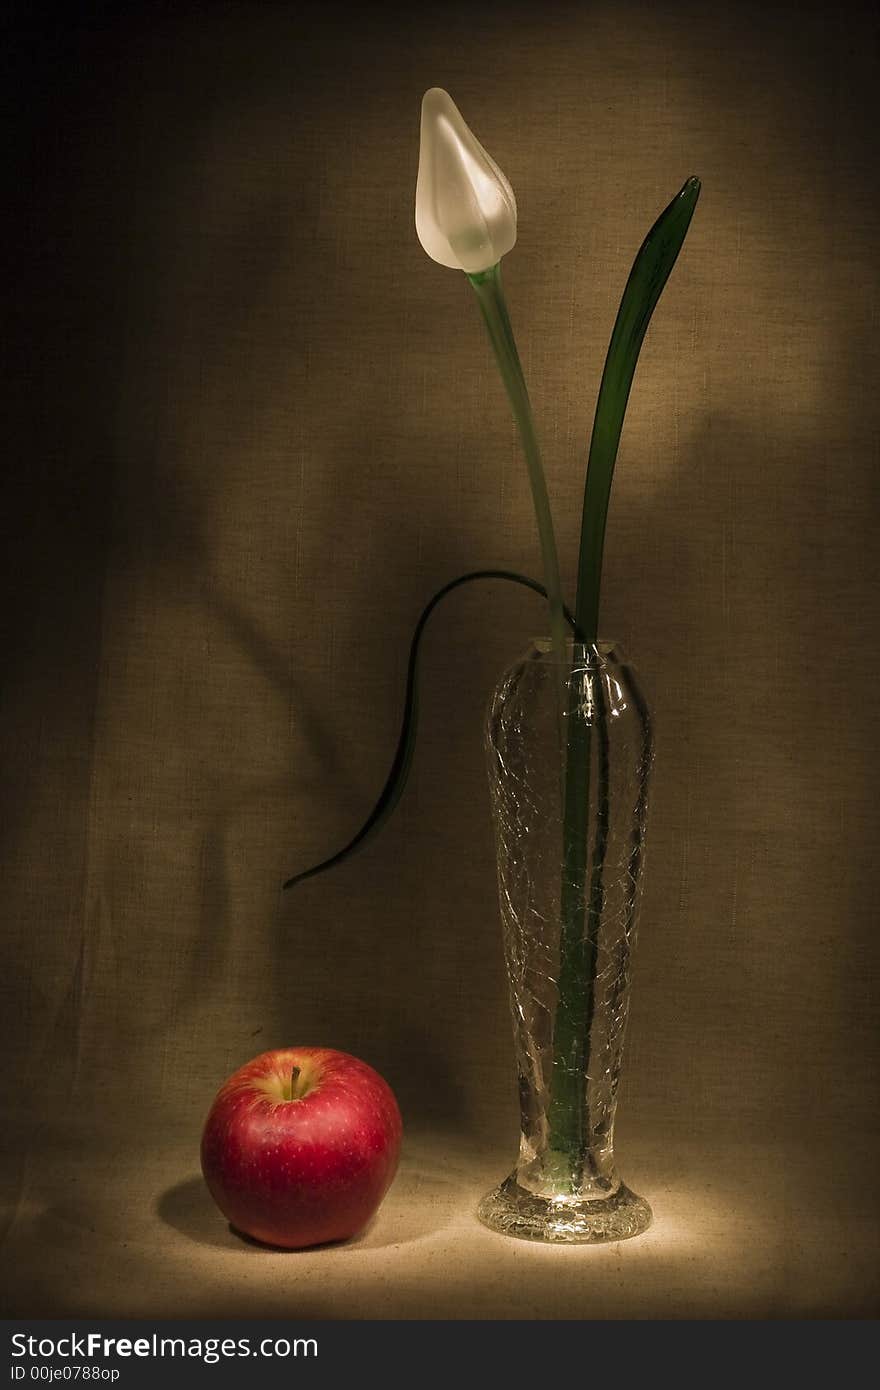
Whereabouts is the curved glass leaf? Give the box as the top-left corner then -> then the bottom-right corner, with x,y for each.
550,176 -> 701,1168
282,570 -> 579,891
575,176 -> 701,641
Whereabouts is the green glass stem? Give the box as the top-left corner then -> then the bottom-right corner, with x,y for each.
466,265 -> 568,674
546,653 -> 611,1182
548,690 -> 593,1166
468,262 -> 600,1181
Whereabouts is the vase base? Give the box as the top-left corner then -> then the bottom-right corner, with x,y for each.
477,1173 -> 652,1244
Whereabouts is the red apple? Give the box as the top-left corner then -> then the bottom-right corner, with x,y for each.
200,1047 -> 402,1248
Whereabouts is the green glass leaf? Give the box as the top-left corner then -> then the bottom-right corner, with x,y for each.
549,176 -> 701,1173
575,176 -> 701,642
282,570 -> 579,891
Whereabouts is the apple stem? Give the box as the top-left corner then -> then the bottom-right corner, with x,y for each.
290,1066 -> 301,1101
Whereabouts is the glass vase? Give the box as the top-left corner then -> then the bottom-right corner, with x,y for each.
478,638 -> 654,1242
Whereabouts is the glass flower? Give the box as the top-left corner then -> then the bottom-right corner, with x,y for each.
415,87 -> 517,274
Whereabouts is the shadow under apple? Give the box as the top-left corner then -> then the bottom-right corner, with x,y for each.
156,1162 -> 458,1254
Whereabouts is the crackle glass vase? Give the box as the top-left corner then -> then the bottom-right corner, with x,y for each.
478,638 -> 654,1243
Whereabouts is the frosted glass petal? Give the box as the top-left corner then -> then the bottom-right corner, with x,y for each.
415,88 -> 517,274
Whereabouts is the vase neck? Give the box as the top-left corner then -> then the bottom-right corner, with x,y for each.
531,637 -> 625,668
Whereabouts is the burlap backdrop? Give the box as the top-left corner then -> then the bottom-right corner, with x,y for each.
2,0 -> 877,1317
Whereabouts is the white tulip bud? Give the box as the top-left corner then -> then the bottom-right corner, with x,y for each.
415,88 -> 517,275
